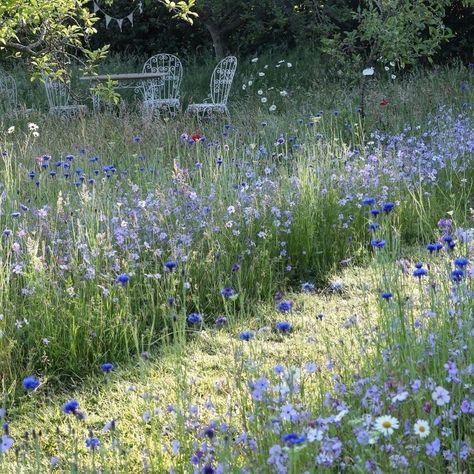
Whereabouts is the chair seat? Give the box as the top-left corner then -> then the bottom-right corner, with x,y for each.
144,98 -> 180,109
186,103 -> 227,113
49,105 -> 87,115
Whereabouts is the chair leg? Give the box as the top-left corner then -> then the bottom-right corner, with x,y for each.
224,107 -> 230,121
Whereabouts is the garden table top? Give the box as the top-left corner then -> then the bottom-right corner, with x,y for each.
80,72 -> 166,82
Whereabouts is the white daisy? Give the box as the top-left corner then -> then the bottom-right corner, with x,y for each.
7,126 -> 15,134
362,67 -> 374,76
413,419 -> 430,438
374,415 -> 399,436
269,104 -> 276,112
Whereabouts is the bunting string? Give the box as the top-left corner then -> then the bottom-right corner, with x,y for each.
93,1 -> 143,32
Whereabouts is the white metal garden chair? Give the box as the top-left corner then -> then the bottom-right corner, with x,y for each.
142,53 -> 183,116
44,76 -> 87,117
0,70 -> 18,115
186,56 -> 237,120
0,70 -> 33,116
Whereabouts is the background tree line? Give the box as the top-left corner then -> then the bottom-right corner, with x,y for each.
90,0 -> 473,63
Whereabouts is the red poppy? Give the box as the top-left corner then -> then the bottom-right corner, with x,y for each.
379,99 -> 390,107
191,132 -> 202,142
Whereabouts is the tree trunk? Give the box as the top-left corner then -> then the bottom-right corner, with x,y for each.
205,22 -> 227,59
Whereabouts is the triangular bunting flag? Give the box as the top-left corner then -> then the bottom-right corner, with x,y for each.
105,14 -> 112,28
93,2 -> 100,13
127,12 -> 134,27
116,18 -> 123,31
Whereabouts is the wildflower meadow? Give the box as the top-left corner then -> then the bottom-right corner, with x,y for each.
1,29 -> 474,474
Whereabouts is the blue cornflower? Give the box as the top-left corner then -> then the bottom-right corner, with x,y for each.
85,437 -> 100,449
115,274 -> 130,285
413,265 -> 428,278
368,222 -> 380,231
426,437 -> 441,457
187,313 -> 202,324
239,331 -> 254,341
454,257 -> 469,268
281,432 -> 306,445
261,121 -> 268,127
220,287 -> 237,298
276,321 -> 292,332
203,427 -> 215,439
382,202 -> 395,213
371,239 -> 386,248
362,197 -> 376,206
28,171 -> 36,179
276,300 -> 293,312
370,208 -> 380,217
164,260 -> 177,270
301,282 -> 314,292
426,243 -> 443,253
214,315 -> 227,326
1,434 -> 13,453
381,292 -> 393,300
22,376 -> 40,391
132,135 -> 142,142
451,269 -> 464,282
100,363 -> 114,373
11,212 -> 20,218
63,399 -> 80,414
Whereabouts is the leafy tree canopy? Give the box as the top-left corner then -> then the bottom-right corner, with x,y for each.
0,0 -> 197,78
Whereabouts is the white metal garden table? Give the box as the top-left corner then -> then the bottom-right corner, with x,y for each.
80,72 -> 167,111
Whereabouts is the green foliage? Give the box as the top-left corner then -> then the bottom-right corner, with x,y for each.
321,0 -> 455,79
0,0 -> 109,78
161,0 -> 198,24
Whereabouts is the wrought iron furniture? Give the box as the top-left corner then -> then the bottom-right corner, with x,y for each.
142,53 -> 183,116
80,72 -> 167,112
186,56 -> 237,120
44,76 -> 87,117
